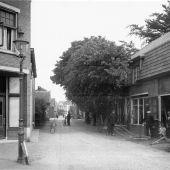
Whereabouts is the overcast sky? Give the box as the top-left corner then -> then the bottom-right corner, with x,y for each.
31,0 -> 167,102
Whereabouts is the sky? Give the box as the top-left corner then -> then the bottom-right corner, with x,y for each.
31,0 -> 167,102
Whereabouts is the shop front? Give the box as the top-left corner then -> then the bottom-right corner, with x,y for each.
0,72 -> 27,140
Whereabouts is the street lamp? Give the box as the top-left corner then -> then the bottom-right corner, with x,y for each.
13,31 -> 29,164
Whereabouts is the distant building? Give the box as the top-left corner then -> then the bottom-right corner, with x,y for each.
57,100 -> 72,116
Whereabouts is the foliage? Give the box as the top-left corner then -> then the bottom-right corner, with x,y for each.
128,1 -> 170,43
35,98 -> 48,116
51,36 -> 132,119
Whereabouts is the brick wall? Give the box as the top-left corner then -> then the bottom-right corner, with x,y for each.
0,0 -> 31,70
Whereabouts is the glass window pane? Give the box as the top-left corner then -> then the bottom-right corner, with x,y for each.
139,98 -> 144,124
9,77 -> 19,94
132,105 -> 138,124
144,98 -> 149,116
132,99 -> 138,124
1,17 -> 5,23
0,101 -> 2,127
0,10 -> 15,27
1,11 -> 5,17
9,97 -> 19,127
10,14 -> 14,20
133,99 -> 138,106
5,12 -> 9,19
9,20 -> 13,26
139,98 -> 143,106
0,26 -> 3,46
5,18 -> 10,26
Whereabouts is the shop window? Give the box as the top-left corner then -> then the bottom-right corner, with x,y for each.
131,97 -> 148,125
9,97 -> 19,127
9,77 -> 19,94
0,9 -> 17,51
9,77 -> 20,127
132,99 -> 138,124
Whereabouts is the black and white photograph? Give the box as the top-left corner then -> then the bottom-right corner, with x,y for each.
0,0 -> 170,169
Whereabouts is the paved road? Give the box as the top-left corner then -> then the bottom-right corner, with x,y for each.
1,117 -> 170,170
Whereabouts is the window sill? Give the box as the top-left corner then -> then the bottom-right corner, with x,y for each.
0,48 -> 18,56
131,124 -> 144,126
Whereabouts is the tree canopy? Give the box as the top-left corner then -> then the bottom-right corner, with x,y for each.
129,1 -> 170,43
51,36 -> 134,120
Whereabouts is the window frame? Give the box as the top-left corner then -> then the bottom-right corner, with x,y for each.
131,97 -> 148,125
8,77 -> 20,127
0,8 -> 17,52
132,64 -> 140,84
0,22 -> 4,46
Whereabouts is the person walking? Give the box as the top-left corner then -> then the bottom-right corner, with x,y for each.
67,111 -> 71,126
50,118 -> 57,133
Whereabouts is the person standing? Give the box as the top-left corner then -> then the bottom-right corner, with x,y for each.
144,110 -> 154,136
67,111 -> 71,126
107,111 -> 116,135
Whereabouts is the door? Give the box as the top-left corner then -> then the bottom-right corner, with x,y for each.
0,97 -> 5,138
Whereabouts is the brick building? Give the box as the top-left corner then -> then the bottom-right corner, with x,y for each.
0,0 -> 36,140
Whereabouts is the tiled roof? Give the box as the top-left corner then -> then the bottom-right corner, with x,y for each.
131,31 -> 170,59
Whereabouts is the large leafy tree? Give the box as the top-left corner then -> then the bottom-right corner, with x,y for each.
51,36 -> 132,123
35,98 -> 49,126
129,1 -> 170,43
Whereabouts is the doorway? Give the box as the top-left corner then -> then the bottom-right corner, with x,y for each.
0,97 -> 5,138
161,95 -> 170,127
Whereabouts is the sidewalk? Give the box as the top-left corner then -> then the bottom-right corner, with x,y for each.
0,128 -> 40,169
96,123 -> 170,152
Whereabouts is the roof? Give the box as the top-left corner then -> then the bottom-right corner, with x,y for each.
131,31 -> 170,59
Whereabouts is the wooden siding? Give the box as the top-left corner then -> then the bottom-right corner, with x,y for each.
140,42 -> 170,80
129,79 -> 158,97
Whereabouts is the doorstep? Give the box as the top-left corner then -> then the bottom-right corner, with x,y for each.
0,138 -> 17,143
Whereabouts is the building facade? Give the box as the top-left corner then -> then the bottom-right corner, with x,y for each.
0,0 -> 36,140
126,32 -> 170,137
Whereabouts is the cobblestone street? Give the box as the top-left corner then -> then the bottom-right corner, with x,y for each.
1,117 -> 170,170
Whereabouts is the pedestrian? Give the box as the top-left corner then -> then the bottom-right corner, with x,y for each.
63,115 -> 67,126
67,111 -> 71,126
50,118 -> 57,133
107,111 -> 116,136
144,110 -> 154,136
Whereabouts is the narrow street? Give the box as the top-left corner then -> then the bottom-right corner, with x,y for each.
1,117 -> 170,170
